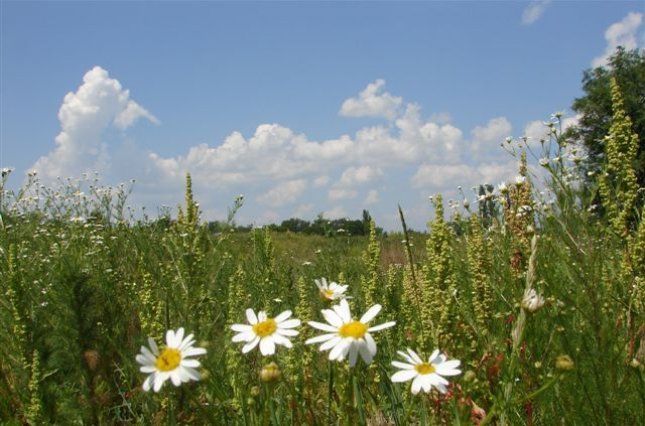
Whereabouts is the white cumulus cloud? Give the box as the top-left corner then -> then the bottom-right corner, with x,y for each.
339,79 -> 403,120
32,66 -> 158,181
338,165 -> 383,187
592,12 -> 643,67
257,179 -> 307,207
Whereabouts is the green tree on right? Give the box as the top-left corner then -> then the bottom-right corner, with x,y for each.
568,47 -> 645,186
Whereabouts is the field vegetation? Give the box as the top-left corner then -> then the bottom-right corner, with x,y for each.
1,68 -> 644,423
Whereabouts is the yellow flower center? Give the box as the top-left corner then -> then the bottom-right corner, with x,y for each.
253,319 -> 277,337
321,289 -> 335,300
338,321 -> 367,339
414,362 -> 436,375
155,348 -> 182,372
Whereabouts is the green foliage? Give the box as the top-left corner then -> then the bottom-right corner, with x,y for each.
569,47 -> 645,186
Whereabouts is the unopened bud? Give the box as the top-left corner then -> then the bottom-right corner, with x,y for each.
555,355 -> 574,371
260,362 -> 281,383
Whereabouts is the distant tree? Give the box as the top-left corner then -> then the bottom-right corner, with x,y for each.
362,209 -> 372,235
568,47 -> 645,185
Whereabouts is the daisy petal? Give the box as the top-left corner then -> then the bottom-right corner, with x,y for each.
279,319 -> 301,329
260,337 -> 276,355
246,309 -> 258,325
277,328 -> 299,337
242,337 -> 260,353
147,338 -> 159,355
308,321 -> 338,332
329,338 -> 351,360
274,310 -> 292,323
391,369 -> 418,382
391,361 -> 414,370
232,331 -> 256,342
368,321 -> 396,332
181,359 -> 200,368
231,324 -> 252,332
322,309 -> 344,328
305,333 -> 336,344
142,373 -> 154,391
364,333 -> 377,356
360,304 -> 382,323
319,336 -> 342,351
183,347 -> 207,357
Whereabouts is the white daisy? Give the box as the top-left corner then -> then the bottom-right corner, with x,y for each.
231,309 -> 301,356
391,348 -> 461,394
305,299 -> 395,366
315,278 -> 349,301
136,327 -> 206,392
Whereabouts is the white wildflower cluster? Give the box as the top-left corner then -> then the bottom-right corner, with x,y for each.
135,278 -> 462,396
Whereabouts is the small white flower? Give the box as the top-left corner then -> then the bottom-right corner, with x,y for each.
302,261 -> 313,266
522,288 -> 545,313
498,182 -> 509,194
539,158 -> 549,167
515,175 -> 527,186
306,299 -> 395,367
315,278 -> 349,301
231,309 -> 300,356
136,327 -> 206,392
391,348 -> 461,394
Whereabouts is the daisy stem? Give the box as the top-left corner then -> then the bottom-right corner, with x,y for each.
419,396 -> 428,426
167,394 -> 176,426
352,370 -> 366,426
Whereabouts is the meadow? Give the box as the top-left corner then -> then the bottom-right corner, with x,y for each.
1,82 -> 643,425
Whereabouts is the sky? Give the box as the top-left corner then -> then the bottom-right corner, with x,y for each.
1,1 -> 643,230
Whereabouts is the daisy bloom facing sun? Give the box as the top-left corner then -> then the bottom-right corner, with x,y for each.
306,299 -> 395,366
391,348 -> 461,394
231,309 -> 300,356
136,327 -> 206,392
315,277 -> 349,301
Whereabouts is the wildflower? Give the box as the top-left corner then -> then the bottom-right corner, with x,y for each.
260,362 -> 281,383
498,182 -> 509,194
315,278 -> 349,301
302,261 -> 313,266
521,288 -> 545,313
136,328 -> 206,392
305,299 -> 395,366
539,158 -> 549,167
231,309 -> 300,356
515,175 -> 527,186
390,348 -> 461,394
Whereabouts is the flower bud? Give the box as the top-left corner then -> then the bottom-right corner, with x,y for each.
555,355 -> 574,371
260,362 -> 281,383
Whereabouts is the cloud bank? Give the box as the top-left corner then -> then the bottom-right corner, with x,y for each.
33,73 -> 543,229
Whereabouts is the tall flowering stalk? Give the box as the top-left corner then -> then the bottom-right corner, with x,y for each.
361,220 -> 381,308
467,215 -> 493,331
421,195 -> 458,350
598,78 -> 640,237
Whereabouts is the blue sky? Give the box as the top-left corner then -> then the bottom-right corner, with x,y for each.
1,1 -> 643,229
